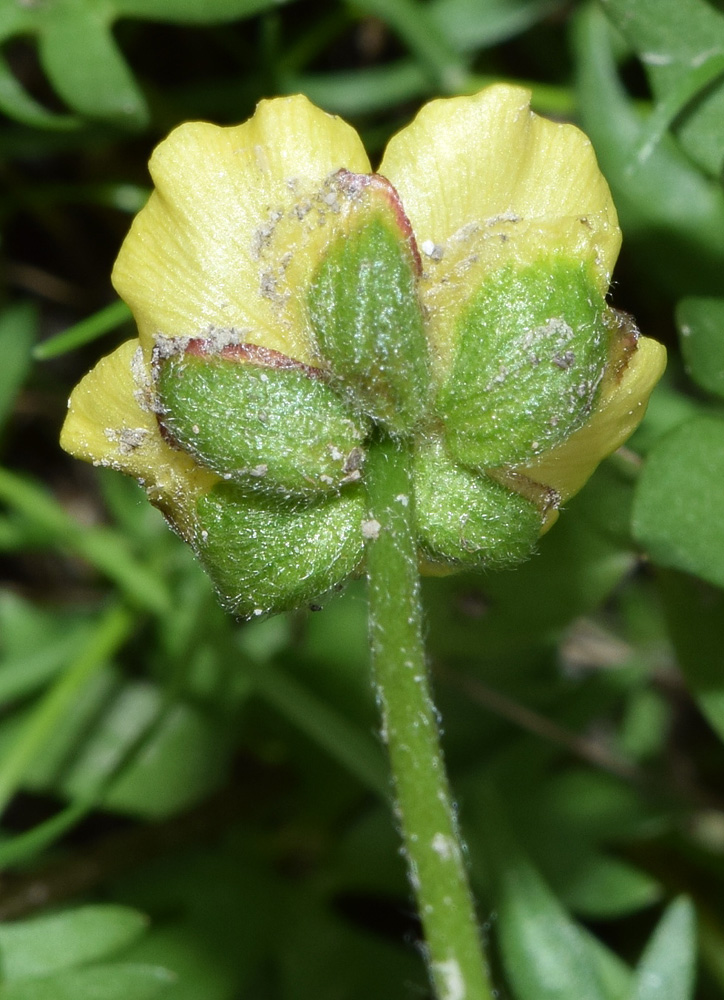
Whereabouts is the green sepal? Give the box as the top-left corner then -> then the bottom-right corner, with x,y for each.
438,259 -> 610,469
413,438 -> 543,570
156,343 -> 368,497
307,172 -> 430,434
194,481 -> 366,618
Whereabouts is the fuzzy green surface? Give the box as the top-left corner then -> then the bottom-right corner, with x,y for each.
194,481 -> 366,618
439,259 -> 609,469
414,438 -> 542,569
157,354 -> 368,496
308,215 -> 430,434
365,437 -> 495,1000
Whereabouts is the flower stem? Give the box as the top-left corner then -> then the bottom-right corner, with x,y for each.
364,436 -> 495,1000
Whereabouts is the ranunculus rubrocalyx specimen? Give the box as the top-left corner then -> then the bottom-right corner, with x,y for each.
61,86 -> 665,618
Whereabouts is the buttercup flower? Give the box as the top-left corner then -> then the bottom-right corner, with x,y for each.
61,86 -> 666,617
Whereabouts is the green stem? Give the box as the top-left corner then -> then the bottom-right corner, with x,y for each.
364,436 -> 494,1000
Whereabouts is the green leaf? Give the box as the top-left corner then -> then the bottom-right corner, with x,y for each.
574,5 -> 724,295
481,791 -> 610,1000
55,683 -> 234,818
600,0 -> 724,176
632,415 -> 724,587
625,54 -> 724,175
559,854 -> 662,921
279,894 -> 426,1000
0,469 -> 170,614
0,963 -> 173,1000
113,0 -> 288,19
0,605 -> 131,815
246,658 -> 388,799
496,856 -> 609,1000
115,833 -> 283,998
37,4 -> 147,128
630,897 -> 697,1000
0,0 -> 289,130
292,62 -> 428,117
34,302 -> 131,361
117,927 -> 239,1000
656,570 -> 724,743
677,297 -> 724,399
0,305 -> 36,434
429,0 -> 564,51
0,55 -> 79,131
582,931 -> 633,1000
0,593 -> 93,708
0,906 -> 148,981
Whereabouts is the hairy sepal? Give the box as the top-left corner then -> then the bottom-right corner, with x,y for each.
194,482 -> 366,618
307,171 -> 430,434
156,339 -> 368,497
438,259 -> 610,469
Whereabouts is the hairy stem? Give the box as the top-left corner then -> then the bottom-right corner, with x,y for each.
365,435 -> 494,1000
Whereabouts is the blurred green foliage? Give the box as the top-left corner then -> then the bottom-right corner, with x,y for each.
1,0 -> 724,997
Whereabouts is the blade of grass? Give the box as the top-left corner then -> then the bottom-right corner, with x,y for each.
0,467 -> 170,614
34,301 -> 131,360
0,604 -> 133,818
246,656 -> 389,799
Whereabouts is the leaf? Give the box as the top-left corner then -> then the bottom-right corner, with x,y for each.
293,62 -> 428,117
0,305 -> 36,434
0,593 -> 99,707
496,849 -> 610,1000
115,833 -> 286,998
629,897 -> 697,1000
0,55 -> 79,131
34,301 -> 131,361
632,415 -> 724,588
0,469 -> 170,614
0,906 -> 148,981
429,0 -> 565,51
677,297 -> 724,399
59,685 -> 234,818
247,658 -> 389,799
582,931 -> 633,1000
0,0 -> 291,130
656,570 -> 724,743
559,854 -> 662,921
279,895 -> 426,1000
0,963 -> 173,1000
113,0 -> 288,19
574,5 -> 724,295
37,5 -> 147,128
600,0 -> 724,176
117,927 -> 239,1000
478,787 -> 610,1000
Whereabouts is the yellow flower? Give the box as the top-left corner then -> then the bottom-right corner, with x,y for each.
61,86 -> 665,612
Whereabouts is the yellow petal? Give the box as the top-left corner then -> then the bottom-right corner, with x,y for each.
380,84 -> 618,260
112,95 -> 371,365
379,85 -> 621,377
520,335 -> 667,505
60,339 -> 217,537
